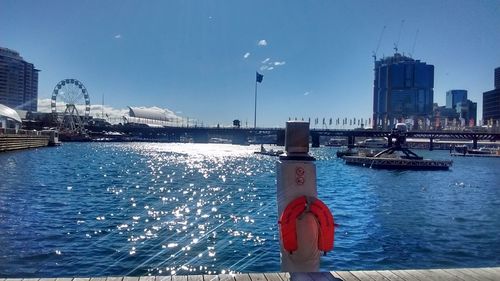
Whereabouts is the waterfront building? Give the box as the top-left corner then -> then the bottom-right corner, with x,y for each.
0,103 -> 22,131
455,100 -> 477,126
446,89 -> 467,109
482,67 -> 500,125
372,53 -> 434,129
0,47 -> 39,112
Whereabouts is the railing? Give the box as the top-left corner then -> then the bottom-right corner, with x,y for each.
0,128 -> 53,136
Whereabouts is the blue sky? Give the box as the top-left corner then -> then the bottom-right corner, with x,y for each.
1,0 -> 499,127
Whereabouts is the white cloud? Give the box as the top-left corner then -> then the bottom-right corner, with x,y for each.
37,98 -> 182,123
114,34 -> 122,39
267,66 -> 274,71
262,58 -> 270,63
260,65 -> 269,71
243,52 -> 250,59
257,39 -> 268,46
304,91 -> 311,96
274,61 -> 286,66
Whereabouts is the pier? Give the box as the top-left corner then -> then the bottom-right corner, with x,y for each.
0,130 -> 50,152
3,267 -> 498,281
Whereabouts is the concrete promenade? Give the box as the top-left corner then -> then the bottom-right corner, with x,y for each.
3,267 -> 499,281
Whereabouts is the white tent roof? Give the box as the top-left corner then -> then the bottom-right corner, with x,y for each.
128,106 -> 170,121
0,104 -> 22,123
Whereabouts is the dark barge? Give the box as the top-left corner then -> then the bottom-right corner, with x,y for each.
343,123 -> 452,170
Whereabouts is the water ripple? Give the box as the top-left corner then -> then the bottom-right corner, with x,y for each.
0,144 -> 499,276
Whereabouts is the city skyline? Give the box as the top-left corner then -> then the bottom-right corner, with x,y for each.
1,0 -> 499,127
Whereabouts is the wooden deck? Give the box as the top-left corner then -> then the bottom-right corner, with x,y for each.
3,267 -> 499,281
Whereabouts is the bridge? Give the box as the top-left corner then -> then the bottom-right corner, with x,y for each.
86,124 -> 500,150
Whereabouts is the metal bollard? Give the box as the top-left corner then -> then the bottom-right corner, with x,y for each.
276,121 -> 334,272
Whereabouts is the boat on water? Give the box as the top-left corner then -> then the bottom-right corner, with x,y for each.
325,138 -> 344,147
357,138 -> 388,148
454,145 -> 500,156
254,145 -> 284,156
343,123 -> 452,170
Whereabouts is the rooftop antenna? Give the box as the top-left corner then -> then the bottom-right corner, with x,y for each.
372,25 -> 386,62
394,19 -> 405,54
410,29 -> 419,58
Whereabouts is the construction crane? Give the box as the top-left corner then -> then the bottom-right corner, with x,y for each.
394,19 -> 405,54
372,25 -> 386,62
409,29 -> 419,58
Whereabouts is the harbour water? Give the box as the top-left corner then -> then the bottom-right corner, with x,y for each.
0,143 -> 499,277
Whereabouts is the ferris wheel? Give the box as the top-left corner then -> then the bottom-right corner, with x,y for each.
51,79 -> 91,132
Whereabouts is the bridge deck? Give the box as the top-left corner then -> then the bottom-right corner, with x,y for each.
4,267 -> 499,281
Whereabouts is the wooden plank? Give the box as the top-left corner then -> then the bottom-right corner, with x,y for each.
262,273 -> 282,281
356,271 -> 390,281
350,270 -> 384,281
123,278 -> 139,281
489,267 -> 500,274
73,279 -> 90,281
463,268 -> 497,281
218,275 -> 234,281
375,271 -> 405,281
203,275 -> 219,281
172,276 -> 187,281
442,268 -> 481,281
187,276 -> 204,281
390,269 -> 423,281
248,274 -> 266,281
423,269 -> 467,281
329,272 -> 343,280
476,268 -> 500,281
156,277 -> 172,281
138,277 -> 154,281
233,275 -> 250,281
89,278 -> 107,281
334,271 -> 361,281
479,267 -> 500,276
22,279 -> 40,281
403,269 -> 430,281
277,273 -> 289,281
107,277 -> 124,281
55,278 -> 73,281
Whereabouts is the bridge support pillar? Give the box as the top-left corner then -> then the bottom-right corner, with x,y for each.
429,138 -> 434,151
473,138 -> 478,149
276,129 -> 285,146
347,136 -> 355,148
311,133 -> 320,148
232,132 -> 248,145
192,132 -> 209,143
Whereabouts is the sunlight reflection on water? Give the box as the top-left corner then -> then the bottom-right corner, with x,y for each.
0,143 -> 499,277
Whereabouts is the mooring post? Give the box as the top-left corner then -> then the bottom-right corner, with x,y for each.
276,121 -> 335,272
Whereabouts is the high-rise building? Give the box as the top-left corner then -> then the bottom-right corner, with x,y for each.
456,100 -> 477,126
373,53 -> 434,128
482,67 -> 500,124
0,47 -> 39,112
495,67 -> 500,90
446,90 -> 467,109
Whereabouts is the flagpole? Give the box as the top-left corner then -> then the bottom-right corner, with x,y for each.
254,79 -> 258,128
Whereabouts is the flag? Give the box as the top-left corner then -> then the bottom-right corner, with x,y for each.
256,72 -> 264,83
